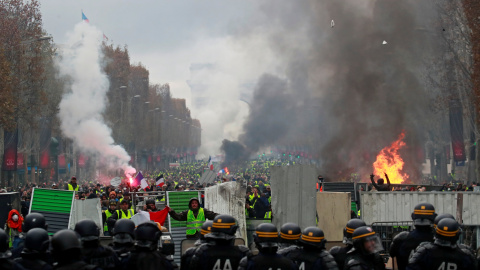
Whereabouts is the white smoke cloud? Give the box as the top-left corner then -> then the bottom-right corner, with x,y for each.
57,22 -> 136,177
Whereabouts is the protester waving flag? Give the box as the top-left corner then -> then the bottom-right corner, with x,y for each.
156,174 -> 165,187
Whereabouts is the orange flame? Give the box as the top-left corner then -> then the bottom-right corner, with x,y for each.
373,131 -> 409,184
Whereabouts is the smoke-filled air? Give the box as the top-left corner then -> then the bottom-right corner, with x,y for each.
57,22 -> 136,177
221,0 -> 440,182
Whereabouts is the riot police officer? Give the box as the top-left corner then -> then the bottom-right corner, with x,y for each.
14,228 -> 52,270
110,218 -> 136,265
181,221 -> 213,270
277,222 -> 301,253
189,214 -> 250,270
330,218 -> 366,270
407,218 -> 477,270
344,226 -> 384,270
433,213 -> 455,229
390,203 -> 437,270
74,219 -> 120,270
239,223 -> 297,270
12,212 -> 48,258
127,221 -> 174,270
51,229 -> 100,270
0,228 -> 17,270
282,226 -> 338,270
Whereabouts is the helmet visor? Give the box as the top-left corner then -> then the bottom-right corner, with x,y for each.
362,235 -> 384,254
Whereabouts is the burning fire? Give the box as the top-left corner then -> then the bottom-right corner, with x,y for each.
373,131 -> 409,184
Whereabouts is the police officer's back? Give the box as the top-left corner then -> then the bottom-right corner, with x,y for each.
51,229 -> 100,270
282,227 -> 338,270
0,228 -> 19,270
14,228 -> 52,270
190,214 -> 250,270
277,223 -> 301,255
407,218 -> 477,270
181,221 -> 212,270
12,213 -> 48,258
330,218 -> 366,270
110,219 -> 136,266
74,219 -> 120,270
127,221 -> 173,270
344,226 -> 385,270
239,223 -> 296,270
390,203 -> 436,270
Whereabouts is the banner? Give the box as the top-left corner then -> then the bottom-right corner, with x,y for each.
17,153 -> 24,167
2,129 -> 18,171
58,154 -> 66,169
78,154 -> 86,168
449,100 -> 466,162
40,151 -> 49,169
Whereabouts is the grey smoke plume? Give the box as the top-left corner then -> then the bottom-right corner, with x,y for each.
223,0 -> 439,181
57,22 -> 136,177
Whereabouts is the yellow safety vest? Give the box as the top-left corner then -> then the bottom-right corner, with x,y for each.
67,183 -> 79,191
104,210 -> 113,231
116,209 -> 134,220
264,211 -> 272,219
186,208 -> 205,235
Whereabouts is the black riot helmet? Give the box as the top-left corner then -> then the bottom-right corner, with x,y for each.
74,219 -> 100,242
24,228 -> 50,254
206,214 -> 238,241
254,223 -> 279,253
343,219 -> 366,245
200,220 -> 213,239
0,228 -> 11,259
299,227 -> 326,249
113,219 -> 136,245
434,218 -> 461,247
433,213 -> 455,229
134,221 -> 162,250
411,203 -> 437,226
279,223 -> 301,244
113,219 -> 135,237
23,212 -> 48,232
352,226 -> 383,255
51,229 -> 82,253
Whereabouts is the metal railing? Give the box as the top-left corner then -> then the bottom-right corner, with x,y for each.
370,221 -> 413,254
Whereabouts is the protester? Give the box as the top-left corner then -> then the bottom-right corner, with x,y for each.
4,209 -> 23,249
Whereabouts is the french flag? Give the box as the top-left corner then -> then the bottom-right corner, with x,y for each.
156,174 -> 165,187
208,156 -> 213,171
132,171 -> 149,190
82,11 -> 89,23
132,206 -> 170,226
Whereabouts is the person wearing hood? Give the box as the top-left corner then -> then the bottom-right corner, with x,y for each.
168,197 -> 218,239
4,209 -> 23,249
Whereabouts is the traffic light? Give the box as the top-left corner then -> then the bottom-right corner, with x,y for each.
262,153 -> 265,156
283,153 -> 286,156
289,154 -> 292,157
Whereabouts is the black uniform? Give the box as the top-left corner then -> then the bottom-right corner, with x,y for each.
82,243 -> 120,270
127,249 -> 174,270
239,253 -> 297,270
284,247 -> 338,270
329,245 -> 353,270
14,253 -> 52,270
190,242 -> 250,270
406,242 -> 476,270
344,248 -> 385,270
389,227 -> 433,270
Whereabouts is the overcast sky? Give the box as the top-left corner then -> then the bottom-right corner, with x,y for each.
40,1 -> 275,116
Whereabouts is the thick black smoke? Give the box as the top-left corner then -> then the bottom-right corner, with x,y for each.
222,0 -> 440,181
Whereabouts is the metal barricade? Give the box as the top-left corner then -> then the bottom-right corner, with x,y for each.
370,221 -> 413,254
